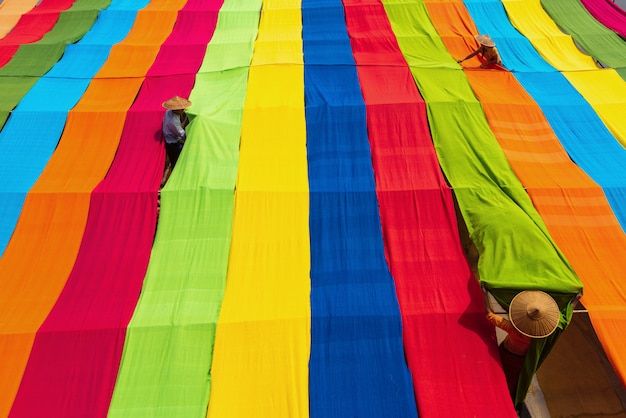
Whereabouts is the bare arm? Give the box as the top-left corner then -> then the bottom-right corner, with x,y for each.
457,48 -> 480,63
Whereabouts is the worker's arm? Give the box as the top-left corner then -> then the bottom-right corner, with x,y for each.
457,48 -> 480,63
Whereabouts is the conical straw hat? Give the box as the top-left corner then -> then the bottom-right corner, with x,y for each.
509,290 -> 560,338
162,96 -> 192,110
474,34 -> 496,48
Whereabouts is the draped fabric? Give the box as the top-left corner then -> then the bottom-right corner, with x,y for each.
106,1 -> 226,415
462,0 -> 626,227
206,0 -> 310,415
484,0 -> 626,391
516,71 -> 626,229
0,1 -> 136,257
383,0 -> 583,406
498,0 -> 626,148
6,2 -> 187,416
540,0 -> 626,72
0,0 -> 71,67
2,0 -> 626,416
342,0 -> 515,415
0,2 -> 117,416
0,0 -> 41,39
580,0 -> 626,39
0,0 -> 106,127
303,0 -> 418,416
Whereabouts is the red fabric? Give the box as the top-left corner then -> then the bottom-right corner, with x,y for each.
0,0 -> 73,67
8,2 -> 221,416
580,0 -> 626,38
343,0 -> 517,415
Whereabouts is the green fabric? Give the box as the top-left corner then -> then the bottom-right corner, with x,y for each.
0,77 -> 39,126
38,7 -> 106,44
0,0 -> 109,122
0,43 -> 67,77
540,0 -> 626,72
381,0 -> 582,405
107,1 -> 260,415
417,73 -> 581,296
199,9 -> 261,73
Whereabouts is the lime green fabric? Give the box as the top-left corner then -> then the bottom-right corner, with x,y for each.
381,0 -> 581,296
108,0 -> 260,415
382,0 -> 582,404
417,72 -> 580,295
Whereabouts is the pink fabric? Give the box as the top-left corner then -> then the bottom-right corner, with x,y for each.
8,1 -> 222,416
342,0 -> 517,415
580,0 -> 626,38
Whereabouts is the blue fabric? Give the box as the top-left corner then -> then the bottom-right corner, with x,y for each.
464,0 -> 626,233
463,0 -> 555,73
0,4 -> 146,256
303,1 -> 418,416
515,72 -> 626,230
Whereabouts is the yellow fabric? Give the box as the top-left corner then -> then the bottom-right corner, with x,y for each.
500,0 -> 597,71
0,0 -> 40,39
501,0 -> 626,150
206,0 -> 310,416
563,69 -> 626,148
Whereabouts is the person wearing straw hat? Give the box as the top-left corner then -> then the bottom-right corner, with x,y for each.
485,290 -> 560,400
161,95 -> 192,184
457,34 -> 502,68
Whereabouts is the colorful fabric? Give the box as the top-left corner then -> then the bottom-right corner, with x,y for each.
580,0 -> 626,39
303,0 -> 418,416
2,0 -> 626,416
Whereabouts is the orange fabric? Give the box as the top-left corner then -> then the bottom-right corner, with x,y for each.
0,6 -> 180,415
0,0 -> 40,39
466,70 -> 626,386
426,0 -> 626,387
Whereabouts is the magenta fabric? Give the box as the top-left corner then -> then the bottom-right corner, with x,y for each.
580,0 -> 626,38
342,0 -> 517,415
8,1 -> 222,416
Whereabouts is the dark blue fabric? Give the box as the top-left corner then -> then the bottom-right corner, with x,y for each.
303,1 -> 418,416
0,5 -> 144,256
465,0 -> 626,232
